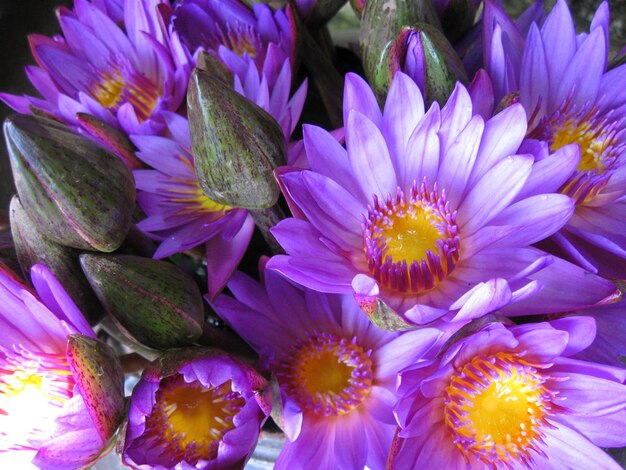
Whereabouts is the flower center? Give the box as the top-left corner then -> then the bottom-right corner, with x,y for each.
532,106 -> 626,204
92,60 -> 160,122
134,375 -> 245,466
198,22 -> 264,63
444,352 -> 558,465
0,347 -> 74,451
550,117 -> 615,173
224,24 -> 259,58
363,180 -> 460,293
276,332 -> 373,417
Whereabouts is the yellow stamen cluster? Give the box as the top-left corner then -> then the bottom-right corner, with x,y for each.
144,376 -> 245,464
92,65 -> 160,122
444,352 -> 556,466
550,118 -> 614,173
278,332 -> 373,417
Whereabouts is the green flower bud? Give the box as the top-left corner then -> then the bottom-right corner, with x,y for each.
80,254 -> 204,349
360,0 -> 441,101
76,113 -> 142,169
3,114 -> 135,252
10,195 -> 103,324
66,334 -> 125,443
187,68 -> 286,209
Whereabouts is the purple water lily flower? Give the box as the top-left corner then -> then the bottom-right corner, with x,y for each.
391,318 -> 626,469
0,263 -> 122,470
132,112 -> 255,297
483,0 -> 626,278
268,71 -> 618,327
123,348 -> 272,470
0,0 -> 190,138
172,0 -> 296,87
211,269 -> 443,470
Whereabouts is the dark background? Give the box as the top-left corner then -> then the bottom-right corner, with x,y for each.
0,0 -> 71,227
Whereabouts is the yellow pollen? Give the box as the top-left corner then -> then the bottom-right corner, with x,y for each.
550,119 -> 611,173
226,28 -> 258,58
378,204 -> 444,266
298,347 -> 354,398
93,70 -> 125,109
231,37 -> 257,58
280,334 -> 373,417
168,186 -> 232,215
445,353 -> 552,464
158,378 -> 245,459
92,65 -> 160,122
364,184 -> 460,293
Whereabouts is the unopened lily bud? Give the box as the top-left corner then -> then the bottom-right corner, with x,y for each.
402,24 -> 468,106
10,195 -> 103,324
66,334 -> 126,443
360,0 -> 441,101
80,254 -> 204,349
3,114 -> 135,252
123,347 -> 272,470
195,50 -> 233,85
187,68 -> 286,209
76,113 -> 143,169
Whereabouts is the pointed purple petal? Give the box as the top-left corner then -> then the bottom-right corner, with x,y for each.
343,72 -> 382,127
346,110 -> 397,198
206,215 -> 254,299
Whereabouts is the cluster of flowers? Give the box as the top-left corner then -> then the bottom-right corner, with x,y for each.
1,0 -> 626,468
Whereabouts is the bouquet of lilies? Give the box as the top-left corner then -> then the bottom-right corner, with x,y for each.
1,0 -> 626,468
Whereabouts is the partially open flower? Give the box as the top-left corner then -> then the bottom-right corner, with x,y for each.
0,263 -> 124,469
389,25 -> 467,106
0,0 -> 190,137
212,269 -> 442,469
172,0 -> 296,88
392,318 -> 626,469
360,0 -> 441,100
123,348 -> 272,470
